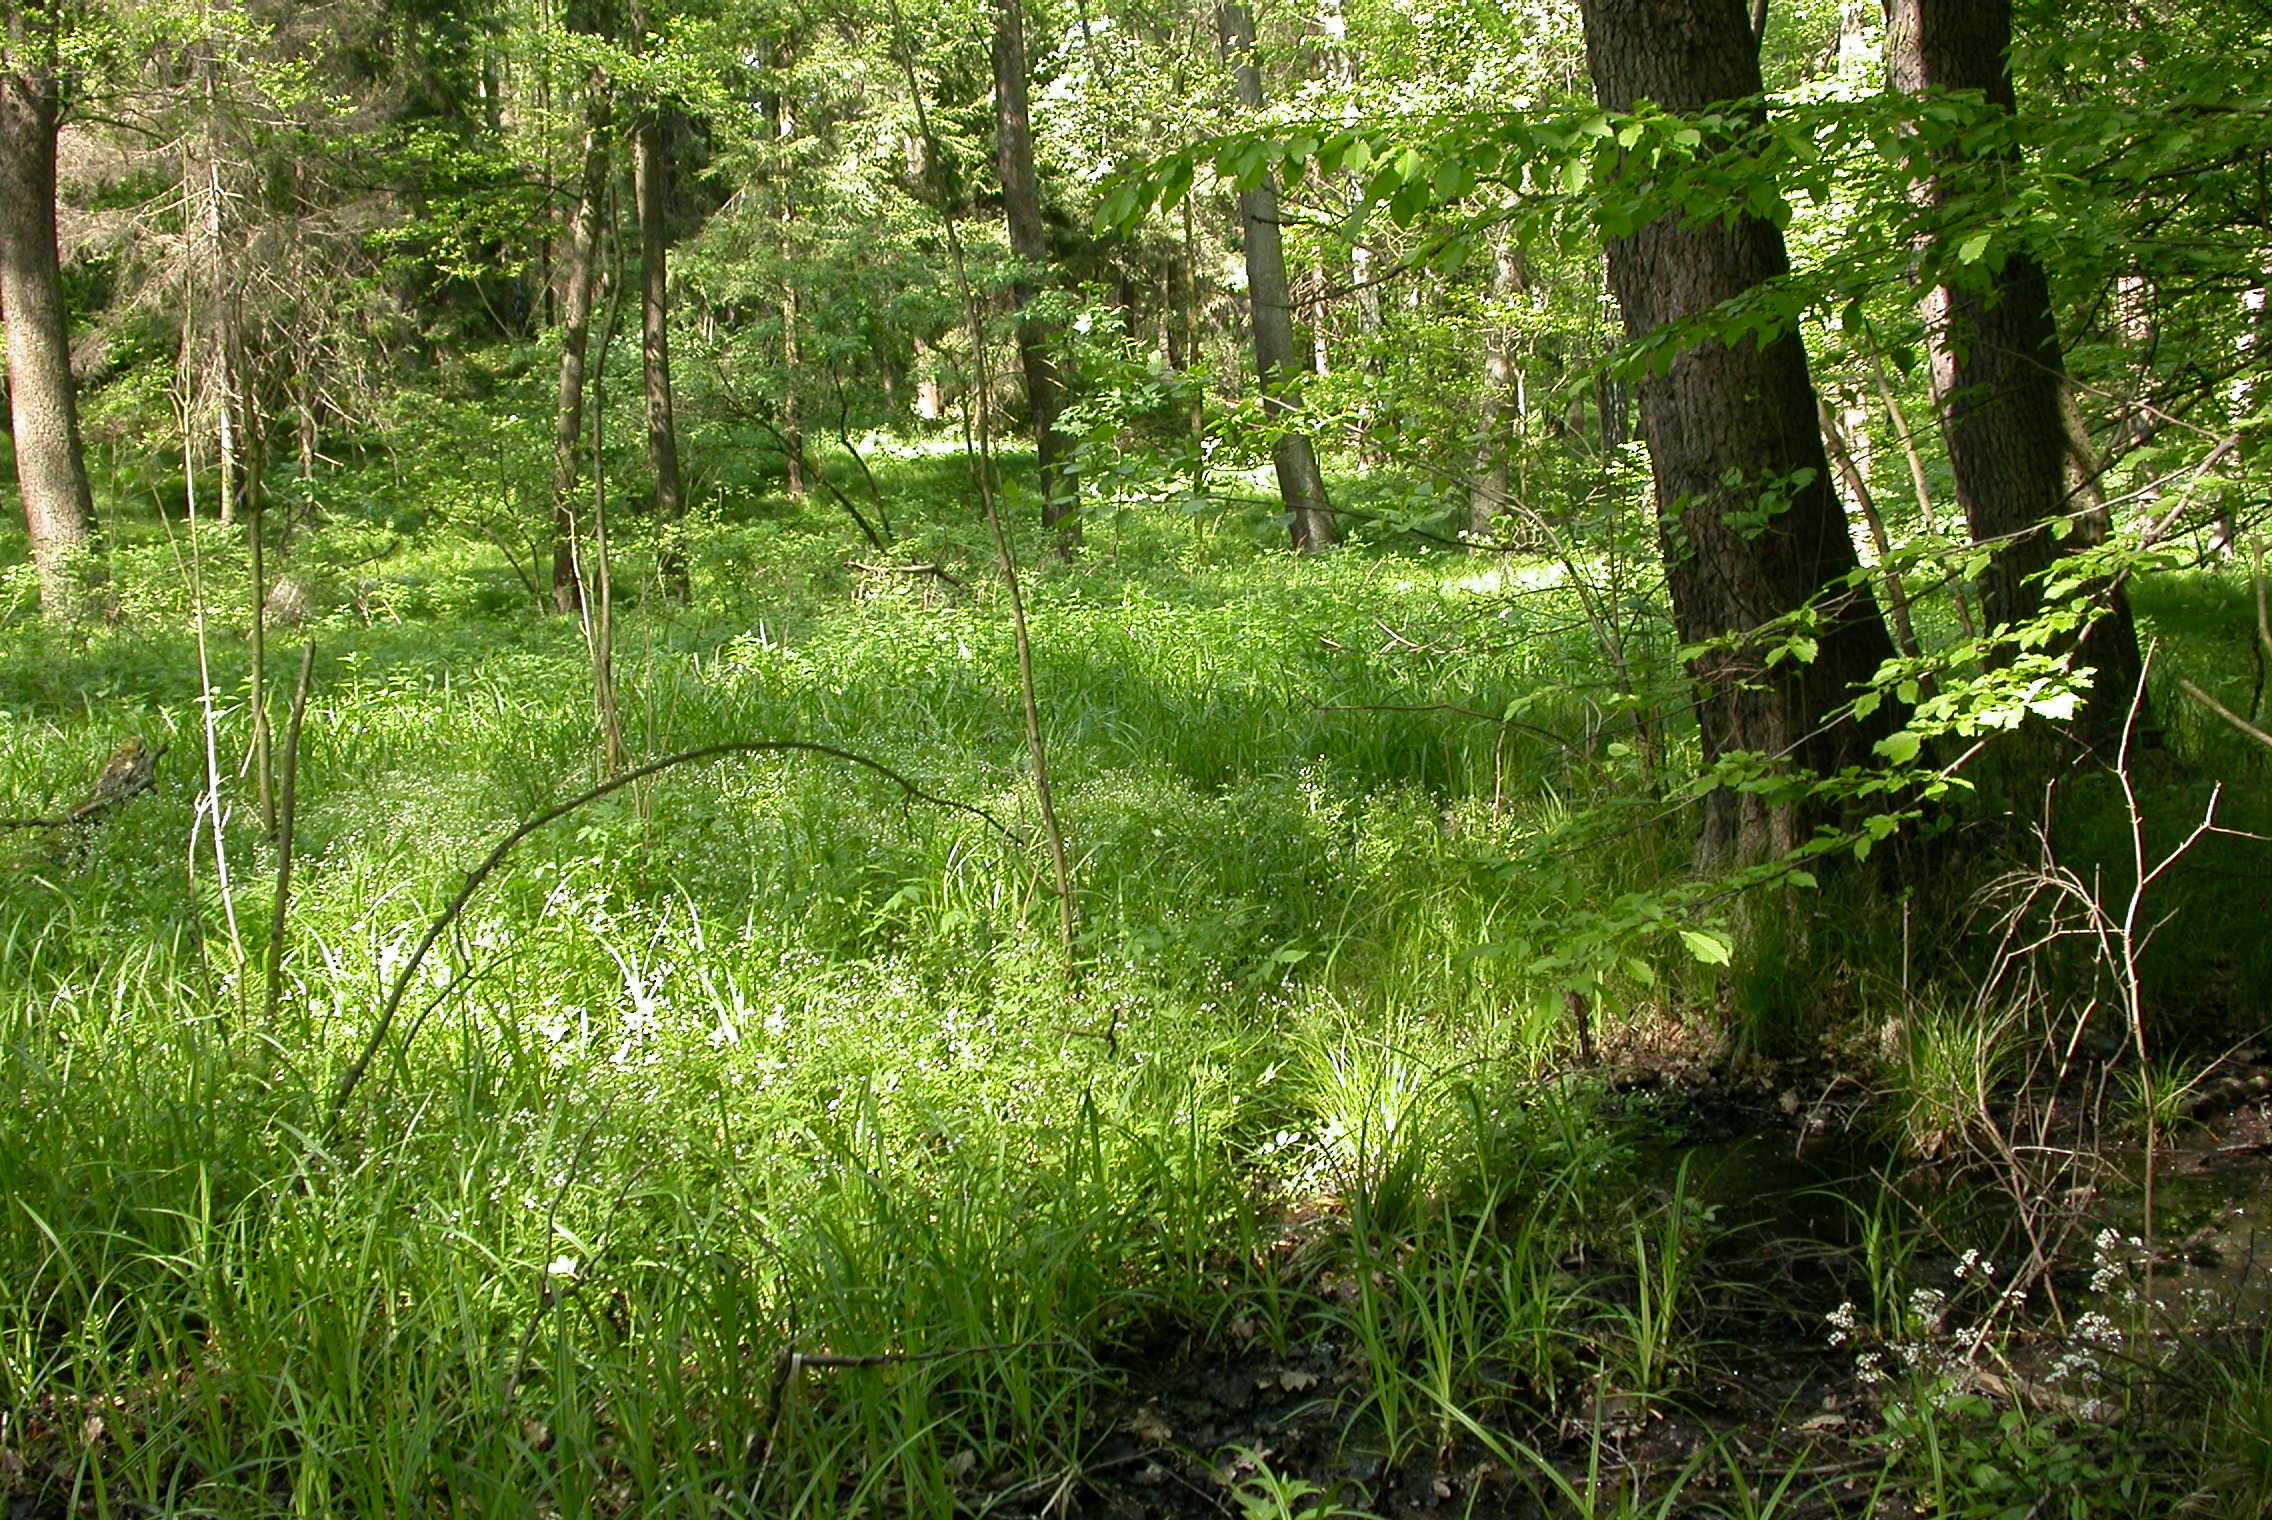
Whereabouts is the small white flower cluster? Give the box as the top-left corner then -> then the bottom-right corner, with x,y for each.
1827,1255 -> 2000,1397
2090,1227 -> 2146,1295
2046,1310 -> 2125,1390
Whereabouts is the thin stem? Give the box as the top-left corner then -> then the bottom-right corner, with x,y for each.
884,0 -> 1079,983
325,740 -> 1020,1130
262,642 -> 316,1032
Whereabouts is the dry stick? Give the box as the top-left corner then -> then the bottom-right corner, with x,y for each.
326,741 -> 1020,1129
1,748 -> 168,832
2112,645 -> 2222,1315
884,0 -> 1080,987
178,334 -> 249,984
262,643 -> 316,1032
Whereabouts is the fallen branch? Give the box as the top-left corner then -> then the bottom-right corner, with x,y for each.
2,742 -> 168,833
327,740 -> 1022,1129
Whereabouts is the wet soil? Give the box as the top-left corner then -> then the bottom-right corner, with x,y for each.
1054,1062 -> 2272,1519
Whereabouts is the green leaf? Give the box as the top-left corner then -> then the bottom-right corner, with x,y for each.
1390,177 -> 1431,225
1875,730 -> 1923,764
1094,185 -> 1135,232
1432,158 -> 1474,202
1957,230 -> 1993,264
2028,689 -> 2080,721
1679,929 -> 1733,966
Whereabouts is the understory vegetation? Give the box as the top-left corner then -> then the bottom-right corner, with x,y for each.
4,453 -> 2271,1515
5,0 -> 2272,1513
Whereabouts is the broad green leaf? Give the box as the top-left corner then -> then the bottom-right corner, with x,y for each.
1875,730 -> 1922,764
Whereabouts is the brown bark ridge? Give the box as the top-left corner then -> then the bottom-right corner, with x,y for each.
1580,0 -> 1897,871
1220,0 -> 1337,552
550,93 -> 610,616
1884,0 -> 2147,749
635,101 -> 688,600
0,22 -> 98,620
992,0 -> 1077,544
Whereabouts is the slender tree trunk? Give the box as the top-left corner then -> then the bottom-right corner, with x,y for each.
1820,394 -> 1920,659
993,0 -> 1077,543
1581,0 -> 1896,871
634,102 -> 687,600
1468,239 -> 1525,543
0,46 -> 96,619
1871,357 -> 1977,639
770,74 -> 805,501
194,52 -> 242,527
1885,0 -> 2146,745
1220,0 -> 1337,551
1180,193 -> 1207,506
550,93 -> 609,615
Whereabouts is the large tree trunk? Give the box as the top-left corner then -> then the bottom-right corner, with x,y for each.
634,102 -> 687,600
1580,0 -> 1897,871
1885,0 -> 2147,747
1220,0 -> 1337,552
0,44 -> 97,619
550,94 -> 609,616
992,0 -> 1076,544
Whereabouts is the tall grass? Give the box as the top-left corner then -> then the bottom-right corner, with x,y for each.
1,460 -> 2262,1514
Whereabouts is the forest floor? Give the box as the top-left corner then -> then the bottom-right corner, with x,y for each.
1067,1051 -> 2272,1519
4,458 -> 2272,1516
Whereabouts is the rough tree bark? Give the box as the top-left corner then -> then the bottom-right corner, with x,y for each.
1581,0 -> 1897,871
1220,0 -> 1337,552
550,91 -> 609,616
992,0 -> 1077,543
634,98 -> 687,600
1,10 -> 97,619
1885,0 -> 2146,747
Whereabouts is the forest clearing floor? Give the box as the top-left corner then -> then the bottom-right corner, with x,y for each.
6,500 -> 2272,1516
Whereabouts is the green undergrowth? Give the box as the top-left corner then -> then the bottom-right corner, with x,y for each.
1,452 -> 2265,1515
